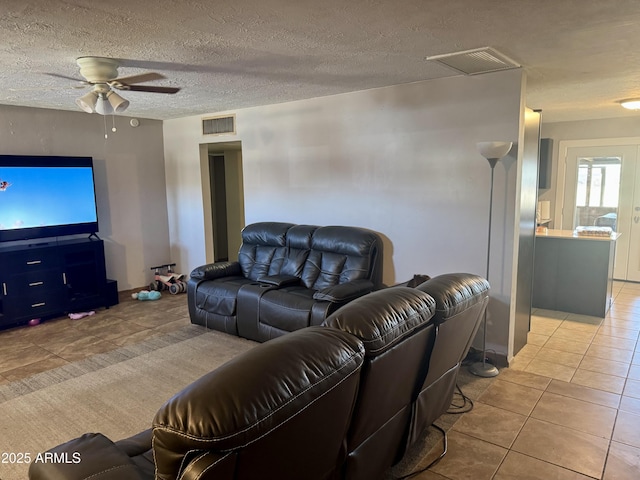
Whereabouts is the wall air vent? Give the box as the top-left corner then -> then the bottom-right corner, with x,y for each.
202,115 -> 236,135
426,47 -> 520,75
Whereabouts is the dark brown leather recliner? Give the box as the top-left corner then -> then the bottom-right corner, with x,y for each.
406,273 -> 490,449
28,273 -> 489,480
29,327 -> 365,480
322,286 -> 436,480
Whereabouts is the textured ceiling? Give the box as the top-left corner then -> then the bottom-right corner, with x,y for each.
2,0 -> 640,122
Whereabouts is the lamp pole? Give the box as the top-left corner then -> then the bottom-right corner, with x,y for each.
469,141 -> 512,378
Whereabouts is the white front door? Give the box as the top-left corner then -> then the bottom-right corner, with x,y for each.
628,156 -> 640,281
561,144 -> 640,280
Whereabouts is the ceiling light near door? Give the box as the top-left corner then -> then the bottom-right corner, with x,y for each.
619,98 -> 640,110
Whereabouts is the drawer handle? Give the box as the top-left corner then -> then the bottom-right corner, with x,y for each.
29,281 -> 44,287
2,283 -> 6,296
31,302 -> 46,308
26,260 -> 42,265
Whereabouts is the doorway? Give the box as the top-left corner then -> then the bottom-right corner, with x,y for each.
209,154 -> 229,261
559,142 -> 640,281
201,141 -> 245,263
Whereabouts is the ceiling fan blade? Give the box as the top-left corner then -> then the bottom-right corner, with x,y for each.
45,72 -> 90,84
122,85 -> 181,94
10,86 -> 59,92
111,72 -> 165,85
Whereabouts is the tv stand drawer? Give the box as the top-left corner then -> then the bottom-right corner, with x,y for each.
4,249 -> 60,271
7,269 -> 64,292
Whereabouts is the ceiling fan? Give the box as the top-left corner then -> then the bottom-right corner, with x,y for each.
48,56 -> 180,115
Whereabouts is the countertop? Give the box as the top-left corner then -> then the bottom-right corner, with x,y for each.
536,228 -> 621,241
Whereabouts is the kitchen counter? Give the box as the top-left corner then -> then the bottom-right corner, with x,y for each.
536,228 -> 620,241
533,229 -> 619,317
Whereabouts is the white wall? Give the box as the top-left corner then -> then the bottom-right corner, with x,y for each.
164,69 -> 526,360
0,105 -> 170,290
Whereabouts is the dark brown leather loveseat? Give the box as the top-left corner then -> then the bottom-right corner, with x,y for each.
188,222 -> 383,342
29,273 -> 489,480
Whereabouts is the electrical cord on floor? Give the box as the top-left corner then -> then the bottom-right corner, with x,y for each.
395,424 -> 448,480
396,383 -> 473,479
446,383 -> 474,414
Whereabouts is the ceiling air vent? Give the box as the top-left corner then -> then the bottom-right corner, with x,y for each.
202,114 -> 236,135
426,47 -> 520,75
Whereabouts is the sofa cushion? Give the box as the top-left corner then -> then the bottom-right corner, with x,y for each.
238,222 -> 293,281
258,287 -> 316,332
195,276 -> 254,317
280,224 -> 317,276
415,273 -> 491,323
301,226 -> 380,290
323,287 -> 436,356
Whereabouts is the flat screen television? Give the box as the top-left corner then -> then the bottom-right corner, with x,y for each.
0,155 -> 99,243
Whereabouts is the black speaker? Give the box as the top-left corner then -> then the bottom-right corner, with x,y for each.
105,279 -> 119,308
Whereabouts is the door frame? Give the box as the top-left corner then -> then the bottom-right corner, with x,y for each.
555,137 -> 640,224
556,138 -> 640,280
199,141 -> 245,264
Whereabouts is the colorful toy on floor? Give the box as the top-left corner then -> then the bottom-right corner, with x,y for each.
132,290 -> 161,301
149,263 -> 187,295
69,311 -> 96,320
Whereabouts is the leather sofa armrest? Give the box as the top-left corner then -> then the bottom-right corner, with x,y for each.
313,279 -> 374,303
257,274 -> 301,287
179,451 -> 236,480
114,429 -> 152,458
28,433 -> 146,480
190,261 -> 242,281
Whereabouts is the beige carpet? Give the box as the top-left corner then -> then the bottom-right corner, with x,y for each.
0,325 -> 256,480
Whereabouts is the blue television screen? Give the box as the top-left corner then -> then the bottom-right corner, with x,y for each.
0,155 -> 99,242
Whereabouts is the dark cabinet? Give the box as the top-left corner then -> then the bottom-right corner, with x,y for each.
0,238 -> 114,328
539,138 -> 553,189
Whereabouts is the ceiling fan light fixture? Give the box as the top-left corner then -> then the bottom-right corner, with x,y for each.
106,90 -> 130,113
619,98 -> 640,110
94,93 -> 114,115
75,91 -> 99,113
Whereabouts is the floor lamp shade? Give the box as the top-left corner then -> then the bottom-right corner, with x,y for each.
469,141 -> 512,378
477,141 -> 513,161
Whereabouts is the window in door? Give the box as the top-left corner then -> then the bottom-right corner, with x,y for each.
574,157 -> 621,229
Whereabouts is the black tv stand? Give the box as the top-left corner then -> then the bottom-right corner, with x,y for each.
0,238 -> 116,329
27,241 -> 52,248
88,232 -> 101,241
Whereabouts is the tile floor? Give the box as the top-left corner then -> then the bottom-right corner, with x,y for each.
2,283 -> 640,479
410,280 -> 640,479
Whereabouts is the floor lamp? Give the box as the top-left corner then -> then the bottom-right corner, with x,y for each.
469,141 -> 513,378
